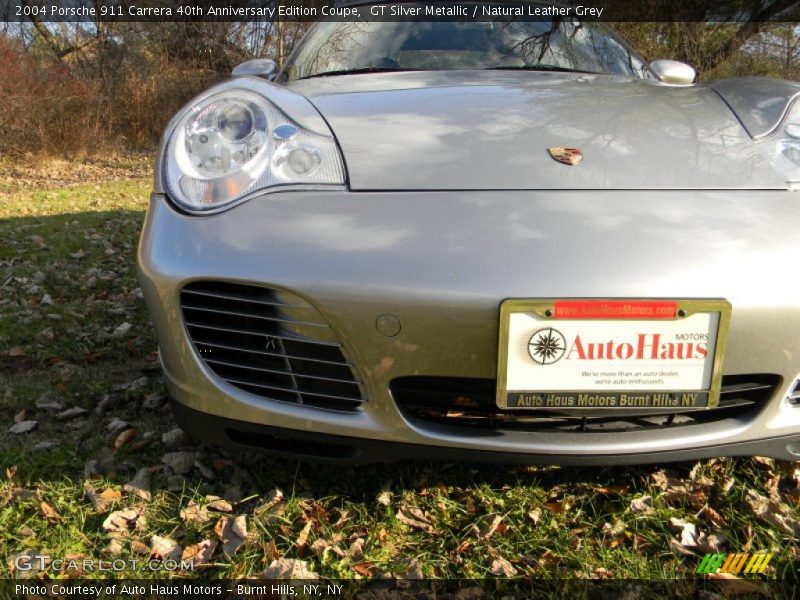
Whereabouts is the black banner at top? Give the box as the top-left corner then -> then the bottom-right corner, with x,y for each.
1,0 -> 799,22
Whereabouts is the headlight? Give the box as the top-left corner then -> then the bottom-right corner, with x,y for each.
164,89 -> 345,212
758,100 -> 800,189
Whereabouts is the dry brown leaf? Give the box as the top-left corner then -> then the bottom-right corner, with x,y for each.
396,506 -> 434,533
353,561 -> 377,577
84,483 -> 121,512
103,508 -> 145,537
471,513 -> 503,539
162,451 -> 195,475
182,539 -> 217,565
295,520 -> 312,550
150,535 -> 182,561
205,497 -> 233,513
490,557 -> 518,577
348,537 -> 365,560
180,501 -> 210,525
215,515 -> 247,556
111,428 -> 136,452
259,558 -> 319,579
9,421 -> 38,434
630,495 -> 653,514
123,468 -> 151,501
743,488 -> 800,536
396,558 -> 424,579
40,501 -> 60,523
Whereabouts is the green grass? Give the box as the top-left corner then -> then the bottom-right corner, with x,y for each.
1,173 -> 799,582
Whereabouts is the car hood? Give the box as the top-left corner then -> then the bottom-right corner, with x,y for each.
287,71 -> 785,190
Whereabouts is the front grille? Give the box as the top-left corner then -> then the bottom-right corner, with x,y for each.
392,374 -> 781,432
181,281 -> 363,411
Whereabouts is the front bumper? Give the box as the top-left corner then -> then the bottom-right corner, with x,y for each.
138,190 -> 800,463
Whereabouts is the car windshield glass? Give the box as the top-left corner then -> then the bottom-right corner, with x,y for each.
282,9 -> 652,81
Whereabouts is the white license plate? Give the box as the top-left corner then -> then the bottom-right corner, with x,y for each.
496,299 -> 731,411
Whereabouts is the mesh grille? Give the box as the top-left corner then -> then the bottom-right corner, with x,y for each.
391,374 -> 781,432
181,281 -> 363,411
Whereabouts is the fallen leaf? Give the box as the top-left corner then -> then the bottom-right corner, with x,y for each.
111,322 -> 132,338
111,428 -> 136,451
348,537 -> 365,560
353,561 -> 377,577
205,497 -> 233,513
84,483 -> 121,512
194,460 -> 214,480
107,418 -> 131,434
396,506 -> 434,533
396,558 -> 424,579
471,513 -> 503,539
630,495 -> 653,514
150,535 -> 182,561
295,520 -> 312,550
162,451 -> 195,475
161,427 -> 187,449
35,395 -> 63,411
527,508 -> 542,525
9,421 -> 38,434
182,539 -> 217,565
56,407 -> 88,421
123,468 -> 152,501
215,515 -> 247,556
743,489 -> 800,536
181,501 -> 210,525
490,557 -> 518,577
259,558 -> 319,579
103,508 -> 145,537
40,501 -> 60,523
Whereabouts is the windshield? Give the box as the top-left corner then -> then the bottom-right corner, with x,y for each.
281,10 -> 653,81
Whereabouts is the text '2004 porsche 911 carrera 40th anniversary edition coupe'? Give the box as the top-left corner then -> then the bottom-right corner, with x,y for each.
138,3 -> 800,464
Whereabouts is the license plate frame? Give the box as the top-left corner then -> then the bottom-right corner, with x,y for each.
496,299 -> 731,411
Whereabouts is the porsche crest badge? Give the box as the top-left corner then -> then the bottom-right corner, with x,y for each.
548,146 -> 583,166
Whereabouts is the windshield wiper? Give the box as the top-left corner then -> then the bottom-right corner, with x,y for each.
297,67 -> 425,80
486,65 -> 599,74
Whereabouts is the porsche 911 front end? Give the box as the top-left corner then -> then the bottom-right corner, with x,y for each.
137,7 -> 800,464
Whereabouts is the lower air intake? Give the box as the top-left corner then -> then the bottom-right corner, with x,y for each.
391,374 -> 781,432
181,281 -> 363,411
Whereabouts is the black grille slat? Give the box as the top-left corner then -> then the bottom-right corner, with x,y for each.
193,340 -> 352,367
204,358 -> 362,385
392,374 -> 781,433
182,282 -> 363,411
185,321 -> 341,347
181,303 -> 330,328
182,287 -> 309,309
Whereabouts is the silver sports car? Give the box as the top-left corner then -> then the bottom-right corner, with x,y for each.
138,4 -> 800,464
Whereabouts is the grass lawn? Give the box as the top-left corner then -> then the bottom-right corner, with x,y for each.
1,159 -> 798,585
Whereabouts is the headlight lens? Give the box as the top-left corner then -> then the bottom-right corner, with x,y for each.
164,89 -> 345,211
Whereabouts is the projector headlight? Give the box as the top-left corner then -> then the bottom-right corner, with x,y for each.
163,89 -> 345,212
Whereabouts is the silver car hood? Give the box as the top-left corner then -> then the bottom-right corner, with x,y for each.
288,71 -> 785,190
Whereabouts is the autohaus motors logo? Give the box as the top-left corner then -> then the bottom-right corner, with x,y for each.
527,329 -> 709,365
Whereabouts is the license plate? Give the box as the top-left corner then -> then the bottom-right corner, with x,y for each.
496,299 -> 731,411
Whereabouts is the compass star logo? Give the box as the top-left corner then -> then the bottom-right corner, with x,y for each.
528,328 -> 567,365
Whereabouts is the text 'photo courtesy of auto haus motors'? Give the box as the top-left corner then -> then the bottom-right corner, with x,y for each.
137,2 -> 800,465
